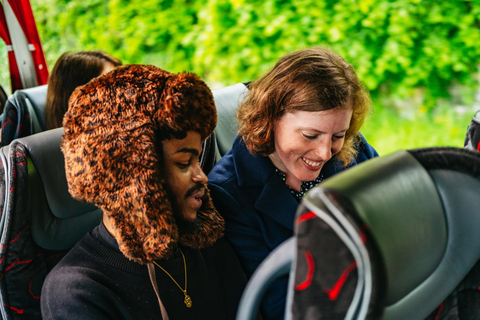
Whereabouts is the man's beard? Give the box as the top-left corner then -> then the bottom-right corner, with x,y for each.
166,183 -> 205,234
175,215 -> 203,234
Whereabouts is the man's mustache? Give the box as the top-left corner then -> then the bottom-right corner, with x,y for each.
185,183 -> 206,199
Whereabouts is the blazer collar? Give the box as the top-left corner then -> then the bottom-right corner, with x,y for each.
255,174 -> 299,230
232,135 -> 274,187
231,135 -> 299,230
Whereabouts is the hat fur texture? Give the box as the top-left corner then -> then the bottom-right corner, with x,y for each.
61,64 -> 224,264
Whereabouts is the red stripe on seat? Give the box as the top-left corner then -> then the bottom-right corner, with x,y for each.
295,250 -> 314,291
295,211 -> 316,225
323,262 -> 357,301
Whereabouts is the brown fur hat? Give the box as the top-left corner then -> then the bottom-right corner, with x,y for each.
61,64 -> 224,264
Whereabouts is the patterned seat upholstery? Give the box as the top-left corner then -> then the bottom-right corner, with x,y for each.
0,85 -> 47,147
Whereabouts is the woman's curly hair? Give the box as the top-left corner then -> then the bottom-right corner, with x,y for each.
237,46 -> 371,166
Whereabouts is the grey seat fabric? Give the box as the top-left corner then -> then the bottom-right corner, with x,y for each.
236,147 -> 480,320
22,128 -> 103,250
212,83 -> 248,160
15,85 -> 48,131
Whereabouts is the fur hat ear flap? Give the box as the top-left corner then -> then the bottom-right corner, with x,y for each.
62,64 -> 221,264
107,175 -> 179,263
178,187 -> 224,248
62,119 -> 180,263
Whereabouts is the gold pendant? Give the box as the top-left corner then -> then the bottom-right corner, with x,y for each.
184,294 -> 192,308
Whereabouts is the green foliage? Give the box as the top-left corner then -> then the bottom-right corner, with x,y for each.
30,0 -> 480,100
32,0 -> 204,75
0,42 -> 10,95
361,105 -> 474,156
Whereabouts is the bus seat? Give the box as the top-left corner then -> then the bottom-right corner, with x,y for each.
200,131 -> 217,175
0,85 -> 48,147
0,128 -> 101,319
237,147 -> 480,320
0,127 -> 217,319
0,84 -> 7,114
212,83 -> 248,160
464,110 -> 480,151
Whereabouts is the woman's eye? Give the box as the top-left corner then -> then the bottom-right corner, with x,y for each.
333,135 -> 345,140
302,134 -> 317,140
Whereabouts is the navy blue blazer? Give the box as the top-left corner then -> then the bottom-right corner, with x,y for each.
208,134 -> 378,320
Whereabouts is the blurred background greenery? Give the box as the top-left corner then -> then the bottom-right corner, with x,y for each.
1,0 -> 479,155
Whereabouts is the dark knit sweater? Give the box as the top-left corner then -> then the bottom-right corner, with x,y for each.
41,223 -> 247,320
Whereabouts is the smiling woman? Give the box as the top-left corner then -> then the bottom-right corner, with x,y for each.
207,46 -> 379,320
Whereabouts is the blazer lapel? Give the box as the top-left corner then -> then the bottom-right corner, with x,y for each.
232,135 -> 299,232
254,174 -> 299,232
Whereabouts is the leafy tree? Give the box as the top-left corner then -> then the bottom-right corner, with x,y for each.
23,0 -> 480,110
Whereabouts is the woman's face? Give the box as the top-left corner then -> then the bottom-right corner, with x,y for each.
268,108 -> 353,191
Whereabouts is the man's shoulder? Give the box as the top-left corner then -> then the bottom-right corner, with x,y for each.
42,250 -> 101,307
44,236 -> 100,285
198,237 -> 247,278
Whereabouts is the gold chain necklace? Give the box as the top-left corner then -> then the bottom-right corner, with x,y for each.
152,248 -> 192,308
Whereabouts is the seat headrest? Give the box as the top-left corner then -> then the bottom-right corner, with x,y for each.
312,150 -> 446,304
464,110 -> 480,151
0,84 -> 7,113
298,147 -> 480,319
16,85 -> 48,131
212,83 -> 248,158
1,85 -> 48,146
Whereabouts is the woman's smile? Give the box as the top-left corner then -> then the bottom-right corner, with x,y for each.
301,157 -> 323,170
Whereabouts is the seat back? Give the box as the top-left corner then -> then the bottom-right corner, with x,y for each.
212,83 -> 248,160
1,85 -> 48,147
237,147 -> 480,320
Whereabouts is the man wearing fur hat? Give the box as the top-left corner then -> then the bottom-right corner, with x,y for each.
41,65 -> 247,319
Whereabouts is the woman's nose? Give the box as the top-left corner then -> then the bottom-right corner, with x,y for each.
313,139 -> 333,160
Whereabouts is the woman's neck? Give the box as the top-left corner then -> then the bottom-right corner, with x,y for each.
268,152 -> 302,192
